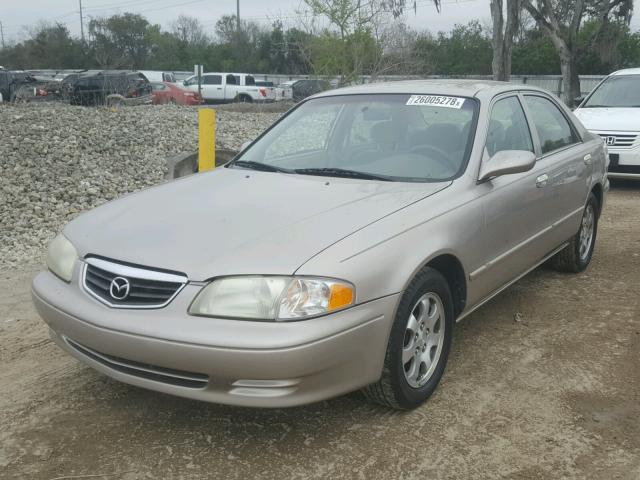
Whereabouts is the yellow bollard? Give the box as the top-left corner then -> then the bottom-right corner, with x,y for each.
198,108 -> 216,172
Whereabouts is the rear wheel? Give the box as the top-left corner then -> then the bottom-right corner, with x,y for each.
235,94 -> 252,103
363,267 -> 454,410
552,192 -> 599,273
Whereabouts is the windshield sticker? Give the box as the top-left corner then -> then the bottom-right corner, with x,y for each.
406,95 -> 465,109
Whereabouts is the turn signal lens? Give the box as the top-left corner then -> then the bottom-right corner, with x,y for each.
328,283 -> 355,311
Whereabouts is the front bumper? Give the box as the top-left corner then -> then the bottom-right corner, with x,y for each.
602,136 -> 640,179
32,267 -> 398,407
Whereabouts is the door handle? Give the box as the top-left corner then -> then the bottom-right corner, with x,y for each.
583,154 -> 592,165
536,174 -> 549,188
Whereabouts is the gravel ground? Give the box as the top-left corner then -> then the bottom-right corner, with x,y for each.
0,185 -> 638,479
0,103 -> 283,269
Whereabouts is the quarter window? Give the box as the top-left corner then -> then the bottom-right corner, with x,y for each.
486,96 -> 533,157
524,95 -> 579,154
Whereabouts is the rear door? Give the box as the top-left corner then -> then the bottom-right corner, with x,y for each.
224,74 -> 238,101
522,93 -> 591,247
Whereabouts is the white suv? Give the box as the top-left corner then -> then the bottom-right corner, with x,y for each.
574,68 -> 640,179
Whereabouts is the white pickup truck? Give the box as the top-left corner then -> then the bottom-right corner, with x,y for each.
182,72 -> 271,103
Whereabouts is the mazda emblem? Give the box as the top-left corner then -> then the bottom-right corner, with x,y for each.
109,276 -> 130,300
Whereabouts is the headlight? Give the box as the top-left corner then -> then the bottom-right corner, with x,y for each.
46,234 -> 78,282
189,276 -> 355,321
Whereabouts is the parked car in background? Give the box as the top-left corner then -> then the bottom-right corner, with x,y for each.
182,72 -> 270,103
67,71 -> 152,106
139,70 -> 177,83
0,69 -> 43,102
280,79 -> 331,102
574,68 -> 640,180
33,80 -> 608,410
150,81 -> 202,105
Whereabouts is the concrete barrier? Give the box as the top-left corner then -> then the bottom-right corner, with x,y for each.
165,148 -> 238,180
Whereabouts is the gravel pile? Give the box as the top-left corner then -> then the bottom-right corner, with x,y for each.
0,103 -> 283,268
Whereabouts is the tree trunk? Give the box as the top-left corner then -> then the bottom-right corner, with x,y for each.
559,51 -> 581,106
490,0 -> 520,82
490,0 -> 506,81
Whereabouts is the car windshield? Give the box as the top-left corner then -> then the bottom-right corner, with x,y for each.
583,75 -> 640,108
231,94 -> 477,182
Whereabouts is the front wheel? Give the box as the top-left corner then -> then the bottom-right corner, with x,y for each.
551,192 -> 599,273
363,267 -> 454,410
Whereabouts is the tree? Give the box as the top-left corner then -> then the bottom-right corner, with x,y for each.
414,21 -> 492,75
302,0 -> 390,81
88,13 -> 152,69
1,23 -> 86,69
489,0 -> 522,80
171,15 -> 208,47
522,0 -> 634,105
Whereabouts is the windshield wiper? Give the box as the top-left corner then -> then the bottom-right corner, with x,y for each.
294,167 -> 392,181
230,160 -> 292,173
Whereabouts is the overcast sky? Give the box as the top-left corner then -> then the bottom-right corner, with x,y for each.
1,0 -> 639,44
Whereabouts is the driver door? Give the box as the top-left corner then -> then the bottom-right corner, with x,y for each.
470,94 -> 553,300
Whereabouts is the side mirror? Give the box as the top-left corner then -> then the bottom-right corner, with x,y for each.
240,141 -> 251,151
478,150 -> 536,182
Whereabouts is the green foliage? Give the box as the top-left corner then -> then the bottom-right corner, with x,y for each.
0,23 -> 86,69
88,13 -> 152,69
0,11 -> 638,76
413,21 -> 493,75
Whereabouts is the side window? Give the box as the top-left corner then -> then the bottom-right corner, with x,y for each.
226,74 -> 237,85
203,75 -> 222,85
245,75 -> 255,86
524,95 -> 579,154
486,96 -> 533,157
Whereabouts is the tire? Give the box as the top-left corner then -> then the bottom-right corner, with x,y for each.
235,94 -> 252,103
363,267 -> 454,410
551,192 -> 599,273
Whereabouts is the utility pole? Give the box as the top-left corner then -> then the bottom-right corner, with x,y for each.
236,0 -> 240,31
79,0 -> 85,42
0,21 -> 5,49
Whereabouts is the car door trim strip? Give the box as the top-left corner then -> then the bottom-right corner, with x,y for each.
469,205 -> 584,281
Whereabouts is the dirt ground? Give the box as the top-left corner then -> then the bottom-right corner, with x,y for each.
1,183 -> 638,480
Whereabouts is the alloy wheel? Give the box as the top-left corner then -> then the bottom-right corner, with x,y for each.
402,293 -> 446,388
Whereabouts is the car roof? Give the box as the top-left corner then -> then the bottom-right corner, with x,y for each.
610,68 -> 640,76
312,79 -> 548,100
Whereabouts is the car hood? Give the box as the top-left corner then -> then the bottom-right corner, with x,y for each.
65,168 -> 450,281
574,107 -> 640,132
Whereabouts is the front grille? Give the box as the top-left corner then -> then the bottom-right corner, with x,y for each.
66,338 -> 208,389
83,257 -> 187,309
598,133 -> 638,148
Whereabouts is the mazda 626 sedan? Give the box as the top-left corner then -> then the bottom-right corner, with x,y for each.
33,80 -> 609,410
